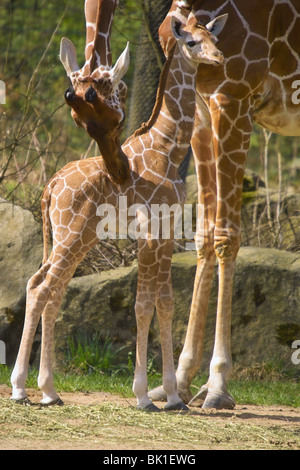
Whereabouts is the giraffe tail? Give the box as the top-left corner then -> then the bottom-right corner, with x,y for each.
41,185 -> 52,265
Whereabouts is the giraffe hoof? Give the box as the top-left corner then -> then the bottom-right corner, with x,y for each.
188,385 -> 208,407
164,401 -> 189,412
137,403 -> 161,412
148,385 -> 192,404
40,397 -> 64,407
10,397 -> 33,406
202,391 -> 235,410
177,387 -> 193,404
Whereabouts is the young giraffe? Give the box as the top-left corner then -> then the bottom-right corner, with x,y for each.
60,0 -> 130,183
149,0 -> 300,410
10,12 -> 227,410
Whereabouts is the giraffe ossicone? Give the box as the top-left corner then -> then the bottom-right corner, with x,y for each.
11,11 -> 227,411
59,38 -> 130,87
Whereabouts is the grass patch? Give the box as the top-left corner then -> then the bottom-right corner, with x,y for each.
63,332 -> 129,375
227,380 -> 300,408
1,364 -> 300,408
2,337 -> 299,408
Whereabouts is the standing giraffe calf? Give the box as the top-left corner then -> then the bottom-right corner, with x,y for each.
11,11 -> 227,411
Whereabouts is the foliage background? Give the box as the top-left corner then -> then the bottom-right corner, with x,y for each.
0,0 -> 144,205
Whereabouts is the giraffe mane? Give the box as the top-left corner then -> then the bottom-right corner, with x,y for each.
131,44 -> 176,139
129,21 -> 206,141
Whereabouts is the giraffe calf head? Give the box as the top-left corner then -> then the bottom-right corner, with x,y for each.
171,13 -> 228,66
59,38 -> 130,183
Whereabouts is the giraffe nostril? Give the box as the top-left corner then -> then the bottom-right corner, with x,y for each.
85,86 -> 97,103
64,86 -> 75,102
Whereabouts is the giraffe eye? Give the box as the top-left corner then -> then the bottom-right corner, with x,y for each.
187,40 -> 196,47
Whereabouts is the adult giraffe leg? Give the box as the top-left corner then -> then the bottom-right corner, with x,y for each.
177,101 -> 218,406
149,100 -> 217,404
199,95 -> 253,409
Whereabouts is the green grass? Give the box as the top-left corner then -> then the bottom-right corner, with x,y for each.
63,332 -> 130,376
1,365 -> 299,408
2,334 -> 299,407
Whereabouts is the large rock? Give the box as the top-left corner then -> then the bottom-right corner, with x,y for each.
0,199 -> 43,364
55,264 -> 138,365
55,247 -> 300,373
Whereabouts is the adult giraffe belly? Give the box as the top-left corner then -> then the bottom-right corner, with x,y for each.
254,108 -> 300,136
253,77 -> 300,136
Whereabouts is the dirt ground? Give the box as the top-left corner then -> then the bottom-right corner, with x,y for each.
0,384 -> 300,451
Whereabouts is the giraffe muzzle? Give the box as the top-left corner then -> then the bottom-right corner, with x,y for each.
212,50 -> 224,65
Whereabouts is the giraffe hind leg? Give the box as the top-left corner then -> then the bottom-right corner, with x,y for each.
11,261 -> 53,402
36,247 -> 92,405
11,245 -> 91,405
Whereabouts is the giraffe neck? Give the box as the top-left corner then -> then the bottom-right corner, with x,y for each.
84,0 -> 118,73
147,45 -> 198,166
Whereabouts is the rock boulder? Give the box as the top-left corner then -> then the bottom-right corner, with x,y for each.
0,199 -> 43,364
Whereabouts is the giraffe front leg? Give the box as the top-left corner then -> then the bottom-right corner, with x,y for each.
176,246 -> 216,405
149,103 -> 217,405
155,240 -> 188,412
133,311 -> 160,412
196,241 -> 237,410
133,240 -> 160,412
197,95 -> 252,409
38,284 -> 65,406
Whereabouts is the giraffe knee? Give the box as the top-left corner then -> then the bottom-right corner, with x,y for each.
214,238 -> 239,262
156,294 -> 174,320
26,261 -> 51,291
135,299 -> 155,319
195,233 -> 215,260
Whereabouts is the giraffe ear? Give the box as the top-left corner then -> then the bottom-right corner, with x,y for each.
171,16 -> 185,40
110,42 -> 130,87
205,14 -> 228,37
60,38 -> 80,77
